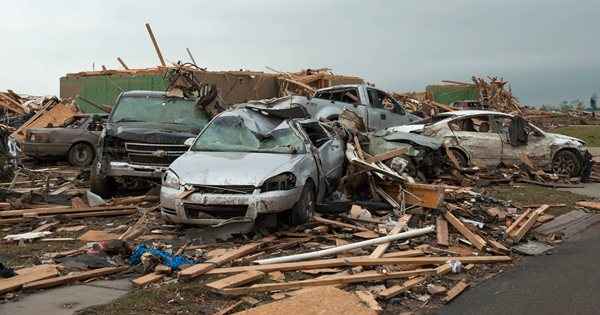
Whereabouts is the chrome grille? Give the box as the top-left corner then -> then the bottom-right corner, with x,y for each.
125,142 -> 187,166
192,185 -> 256,194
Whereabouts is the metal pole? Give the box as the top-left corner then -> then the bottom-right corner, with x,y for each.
255,225 -> 435,265
117,57 -> 129,70
186,48 -> 197,65
145,23 -> 166,67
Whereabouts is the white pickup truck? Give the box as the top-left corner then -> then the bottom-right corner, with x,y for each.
297,84 -> 420,130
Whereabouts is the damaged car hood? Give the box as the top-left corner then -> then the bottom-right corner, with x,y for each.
170,151 -> 306,186
545,132 -> 586,146
107,123 -> 199,144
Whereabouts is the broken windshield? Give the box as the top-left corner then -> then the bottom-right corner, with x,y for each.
111,95 -> 209,130
191,115 -> 306,154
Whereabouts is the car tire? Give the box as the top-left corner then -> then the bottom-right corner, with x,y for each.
289,181 -> 315,226
552,150 -> 581,177
68,143 -> 94,167
90,159 -> 112,198
449,149 -> 468,168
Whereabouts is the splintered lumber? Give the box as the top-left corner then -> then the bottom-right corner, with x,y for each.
444,211 -> 487,250
117,57 -> 129,70
79,230 -> 120,242
443,280 -> 469,303
313,215 -> 371,232
436,217 -> 449,246
0,265 -> 59,294
132,272 -> 165,287
206,271 -> 266,292
219,269 -> 436,295
235,286 -> 377,315
180,238 -> 275,279
576,201 -> 600,210
507,205 -> 550,242
207,256 -> 511,275
369,214 -> 412,258
405,183 -> 445,208
12,100 -> 77,142
23,266 -> 128,290
0,205 -> 136,218
378,276 -> 427,299
365,147 -> 408,164
255,226 -> 435,264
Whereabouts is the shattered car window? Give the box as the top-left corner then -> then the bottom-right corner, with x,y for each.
191,115 -> 306,154
111,96 -> 209,129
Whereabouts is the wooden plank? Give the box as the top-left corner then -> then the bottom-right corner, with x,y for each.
205,256 -> 511,275
365,147 -> 408,164
180,239 -> 274,279
132,273 -> 165,287
506,209 -> 532,235
436,216 -> 449,246
443,280 -> 469,303
444,211 -> 487,250
12,100 -> 78,142
145,23 -> 166,67
23,266 -> 128,290
313,215 -> 371,232
0,205 -> 136,218
206,271 -> 265,292
79,230 -> 120,242
510,205 -> 550,242
378,276 -> 426,299
63,209 -> 136,218
219,269 -> 436,295
0,265 -> 59,294
576,201 -> 600,210
369,214 -> 411,258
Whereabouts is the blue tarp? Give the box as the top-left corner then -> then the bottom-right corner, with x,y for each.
129,244 -> 197,270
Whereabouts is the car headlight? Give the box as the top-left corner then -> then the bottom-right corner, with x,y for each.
163,170 -> 181,189
261,172 -> 296,192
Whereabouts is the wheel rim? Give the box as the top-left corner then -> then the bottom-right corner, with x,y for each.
553,154 -> 576,176
73,145 -> 90,164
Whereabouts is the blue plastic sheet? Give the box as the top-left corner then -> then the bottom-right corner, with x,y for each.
129,244 -> 197,270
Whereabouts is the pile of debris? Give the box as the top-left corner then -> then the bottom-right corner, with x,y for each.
277,68 -> 363,97
0,91 -> 59,128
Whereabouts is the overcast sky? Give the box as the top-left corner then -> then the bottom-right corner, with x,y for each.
1,0 -> 598,105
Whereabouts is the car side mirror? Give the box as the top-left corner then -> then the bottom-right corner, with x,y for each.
184,137 -> 195,147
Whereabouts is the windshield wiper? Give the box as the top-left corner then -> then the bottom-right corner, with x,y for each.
114,118 -> 143,123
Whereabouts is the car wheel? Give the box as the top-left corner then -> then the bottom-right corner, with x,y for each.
552,150 -> 581,177
68,143 -> 94,167
90,159 -> 112,198
290,181 -> 315,226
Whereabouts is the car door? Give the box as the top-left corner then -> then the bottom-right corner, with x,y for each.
491,115 -> 552,166
299,122 -> 344,186
446,114 -> 503,168
366,88 -> 388,130
366,88 -> 413,129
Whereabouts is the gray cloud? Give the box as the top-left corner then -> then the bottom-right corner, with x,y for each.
0,0 -> 598,105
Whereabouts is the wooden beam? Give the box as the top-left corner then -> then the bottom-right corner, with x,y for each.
186,48 -> 197,65
1,205 -> 136,218
313,215 -> 372,232
23,266 -> 128,290
443,211 -> 487,250
436,216 -> 449,246
508,205 -> 550,242
378,276 -> 427,299
443,280 -> 469,303
180,238 -> 275,279
145,23 -> 166,67
219,269 -> 436,295
132,272 -> 165,287
206,271 -> 265,292
0,265 -> 59,294
369,215 -> 411,258
117,57 -> 129,70
204,256 -> 511,275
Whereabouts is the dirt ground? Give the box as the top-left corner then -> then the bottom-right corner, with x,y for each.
553,125 -> 600,147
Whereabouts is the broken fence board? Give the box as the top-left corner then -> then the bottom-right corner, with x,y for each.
443,280 -> 469,303
509,205 -> 550,242
220,269 -> 436,295
0,205 -> 136,218
23,266 -> 128,290
369,214 -> 412,258
313,215 -> 372,232
206,271 -> 266,292
378,276 -> 427,299
436,216 -> 449,246
132,272 -> 165,287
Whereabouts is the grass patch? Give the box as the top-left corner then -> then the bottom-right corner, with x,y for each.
552,125 -> 600,147
486,184 -> 589,215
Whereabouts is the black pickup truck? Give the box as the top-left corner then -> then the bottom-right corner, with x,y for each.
91,91 -> 209,197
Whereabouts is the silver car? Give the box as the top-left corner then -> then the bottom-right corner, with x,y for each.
390,110 -> 592,177
160,106 -> 346,226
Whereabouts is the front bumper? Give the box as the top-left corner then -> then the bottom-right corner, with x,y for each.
160,185 -> 303,226
108,161 -> 167,178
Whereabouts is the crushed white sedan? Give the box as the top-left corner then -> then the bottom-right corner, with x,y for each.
160,106 -> 346,226
390,110 -> 592,177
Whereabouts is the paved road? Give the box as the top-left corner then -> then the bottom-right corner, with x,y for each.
440,224 -> 600,315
